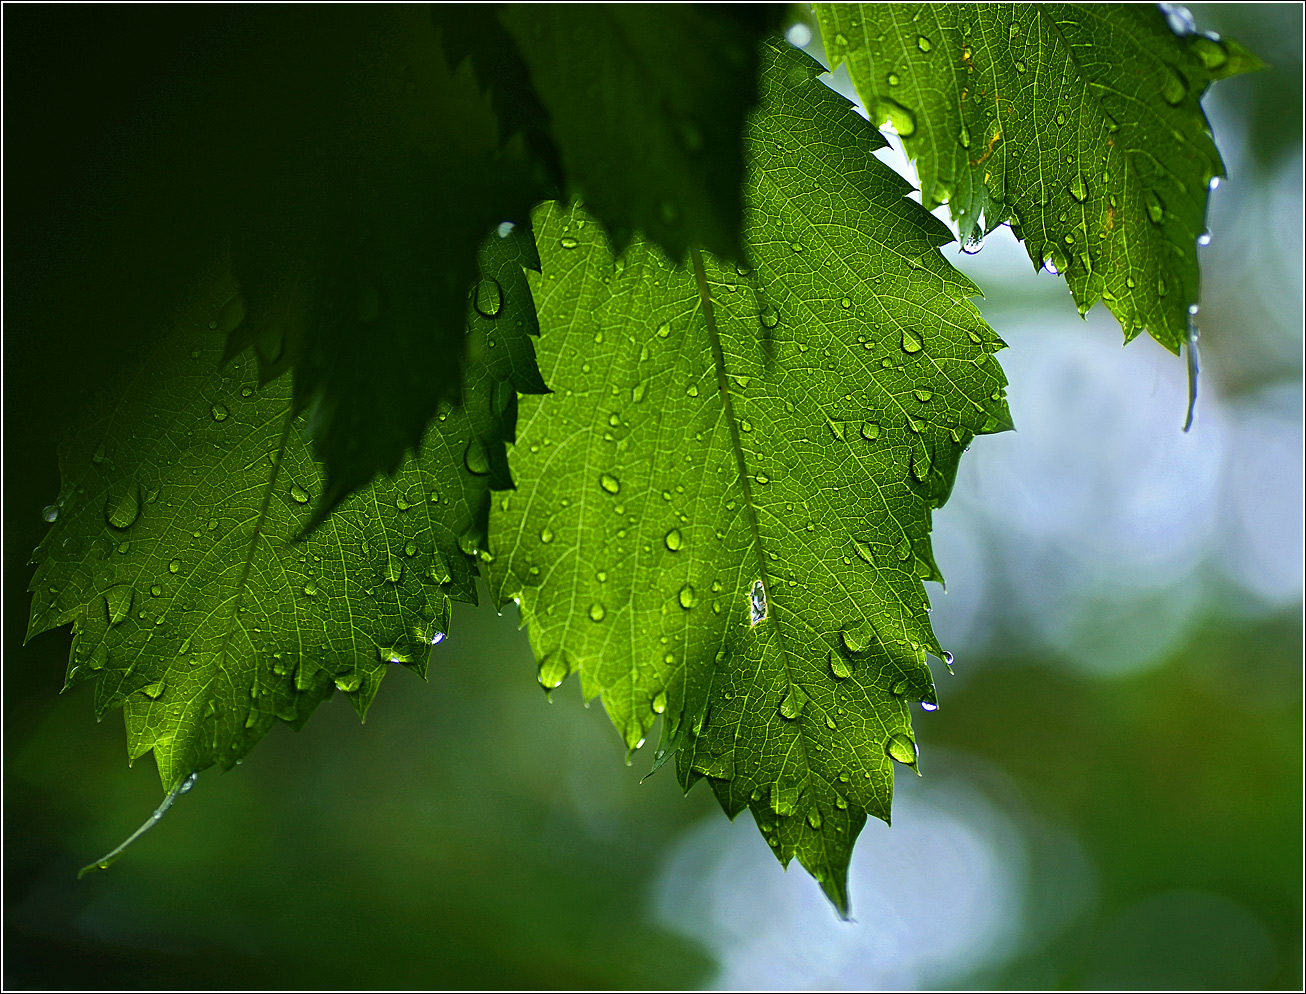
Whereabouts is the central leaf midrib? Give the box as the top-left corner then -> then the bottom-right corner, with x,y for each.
688,247 -> 823,832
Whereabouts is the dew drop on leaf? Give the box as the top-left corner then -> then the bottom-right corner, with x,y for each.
589,602 -> 606,622
885,732 -> 917,765
104,585 -> 134,625
900,328 -> 923,353
664,528 -> 683,551
289,484 -> 310,504
464,439 -> 490,476
678,584 -> 696,609
829,650 -> 853,680
104,484 -> 141,530
210,403 -> 229,422
599,473 -> 621,495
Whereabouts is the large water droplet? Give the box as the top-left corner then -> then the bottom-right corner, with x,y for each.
210,402 -> 229,422
560,236 -> 579,250
1191,35 -> 1229,70
589,602 -> 606,622
1162,67 -> 1189,105
829,650 -> 853,680
901,328 -> 923,353
885,732 -> 917,765
538,653 -> 568,691
875,97 -> 917,137
474,277 -> 504,318
749,579 -> 767,626
678,584 -> 696,609
1145,190 -> 1165,224
1069,172 -> 1087,202
42,504 -> 58,523
599,473 -> 621,495
778,684 -> 808,720
105,485 -> 141,530
916,34 -> 931,52
840,620 -> 874,655
289,483 -> 310,504
860,421 -> 880,441
664,528 -> 683,551
464,439 -> 490,476
104,585 -> 134,625
334,673 -> 361,693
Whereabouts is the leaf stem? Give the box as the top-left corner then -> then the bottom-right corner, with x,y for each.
77,773 -> 198,878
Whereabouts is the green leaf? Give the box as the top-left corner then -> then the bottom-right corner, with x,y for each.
814,2 -> 1266,352
221,6 -> 549,526
26,227 -> 547,788
487,41 -> 1009,915
496,4 -> 785,262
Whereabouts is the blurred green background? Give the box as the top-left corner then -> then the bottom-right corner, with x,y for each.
4,4 -> 1301,989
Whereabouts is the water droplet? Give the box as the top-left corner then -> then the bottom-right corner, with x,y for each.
42,504 -> 58,523
664,528 -> 683,551
807,808 -> 823,830
755,473 -> 770,485
560,236 -> 579,250
916,35 -> 931,52
104,485 -> 141,530
150,584 -> 162,597
749,579 -> 767,626
303,581 -> 318,596
474,277 -> 504,318
538,653 -> 568,691
334,673 -> 361,693
860,421 -> 880,441
464,439 -> 490,476
685,383 -> 699,398
778,685 -> 808,720
1160,3 -> 1197,36
1158,275 -> 1169,296
759,305 -> 779,329
652,689 -> 668,714
958,124 -> 971,148
785,22 -> 812,48
540,526 -> 554,544
875,97 -> 916,137
589,602 -> 606,622
678,584 -> 696,609
1197,232 -> 1211,247
599,473 -> 620,495
104,585 -> 133,625
885,732 -> 917,765
900,328 -> 923,353
829,651 -> 853,680
385,556 -> 402,583
1055,112 -> 1066,127
1069,172 -> 1087,202
1162,67 -> 1188,105
289,483 -> 310,504
169,558 -> 181,574
887,72 -> 900,87
1015,60 -> 1026,73
1145,190 -> 1164,224
142,679 -> 166,700
496,221 -> 516,239
210,402 -> 229,422
913,388 -> 933,403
